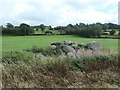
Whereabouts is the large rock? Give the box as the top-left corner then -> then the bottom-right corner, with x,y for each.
76,49 -> 84,58
36,53 -> 45,59
78,43 -> 86,48
87,41 -> 101,50
50,41 -> 102,57
85,49 -> 93,56
62,45 -> 76,53
64,40 -> 72,45
51,45 -> 57,49
67,52 -> 76,58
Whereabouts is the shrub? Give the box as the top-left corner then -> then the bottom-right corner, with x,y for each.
2,51 -> 33,64
45,31 -> 53,35
110,29 -> 116,35
2,50 -> 119,88
31,45 -> 42,53
28,45 -> 63,56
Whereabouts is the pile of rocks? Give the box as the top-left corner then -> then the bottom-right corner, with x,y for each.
50,40 -> 101,57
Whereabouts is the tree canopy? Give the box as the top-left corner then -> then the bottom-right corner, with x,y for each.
2,23 -> 34,36
2,22 -> 119,37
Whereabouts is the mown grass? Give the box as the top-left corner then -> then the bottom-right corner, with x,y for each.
2,35 -> 118,52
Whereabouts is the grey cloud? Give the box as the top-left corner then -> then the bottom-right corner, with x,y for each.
10,4 -> 61,26
0,0 -> 118,26
64,1 -> 88,10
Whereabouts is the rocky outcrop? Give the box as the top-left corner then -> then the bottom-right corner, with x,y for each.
50,40 -> 101,58
87,41 -> 101,50
62,45 -> 76,53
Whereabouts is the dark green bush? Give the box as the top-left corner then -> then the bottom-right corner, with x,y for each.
110,29 -> 116,35
31,45 -> 42,53
29,45 -> 63,56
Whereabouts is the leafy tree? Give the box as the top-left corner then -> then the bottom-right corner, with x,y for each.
54,26 -> 65,34
2,23 -> 15,35
6,23 -> 14,28
107,23 -> 118,29
48,26 -> 53,30
3,22 -> 118,37
40,24 -> 45,31
19,23 -> 34,36
65,24 -> 75,35
102,24 -> 109,31
74,24 -> 80,34
94,23 -> 102,37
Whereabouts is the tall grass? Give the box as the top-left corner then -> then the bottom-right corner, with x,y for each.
2,49 -> 119,88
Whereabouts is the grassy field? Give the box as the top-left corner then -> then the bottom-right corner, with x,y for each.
2,35 -> 118,52
2,35 -> 119,88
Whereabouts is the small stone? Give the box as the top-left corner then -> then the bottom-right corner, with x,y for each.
64,40 -> 72,45
36,53 -> 45,59
51,45 -> 57,49
67,52 -> 76,58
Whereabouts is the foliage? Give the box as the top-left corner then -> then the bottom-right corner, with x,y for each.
2,49 -> 119,88
2,23 -> 34,36
39,24 -> 45,31
107,23 -> 119,29
6,23 -> 14,28
45,31 -> 53,35
54,26 -> 65,34
29,45 -> 62,56
2,22 -> 119,37
64,23 -> 102,38
102,24 -> 109,31
110,29 -> 116,35
2,51 -> 34,64
19,23 -> 34,36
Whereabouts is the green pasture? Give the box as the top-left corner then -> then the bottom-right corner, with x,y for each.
2,35 -> 118,52
34,30 -> 61,35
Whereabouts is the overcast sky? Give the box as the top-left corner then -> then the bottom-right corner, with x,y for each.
0,0 -> 119,26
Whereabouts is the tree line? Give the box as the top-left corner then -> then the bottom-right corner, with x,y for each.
54,23 -> 119,37
2,23 -> 34,36
1,22 -> 119,37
